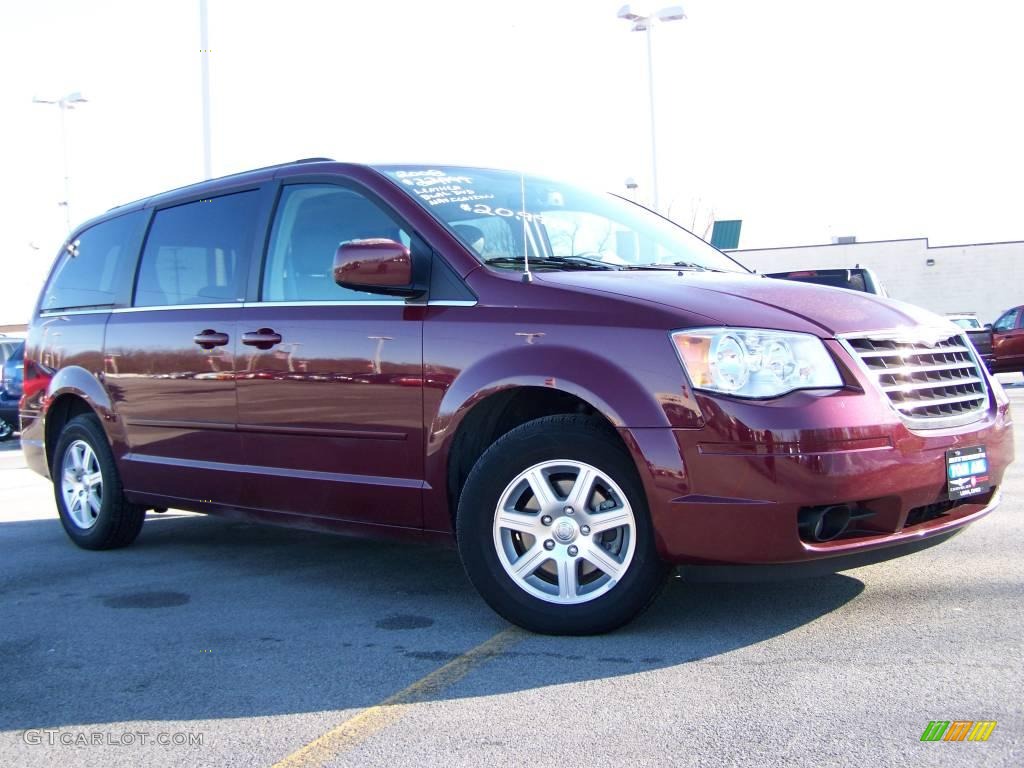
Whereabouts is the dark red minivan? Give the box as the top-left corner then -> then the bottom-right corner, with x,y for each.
20,160 -> 1015,634
989,306 -> 1024,376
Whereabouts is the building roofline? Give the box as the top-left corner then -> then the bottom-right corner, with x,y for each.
729,235 -> 1024,254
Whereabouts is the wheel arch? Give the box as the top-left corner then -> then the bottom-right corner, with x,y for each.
43,366 -> 120,472
426,345 -> 666,532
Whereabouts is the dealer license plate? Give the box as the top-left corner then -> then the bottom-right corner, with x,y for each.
946,446 -> 990,500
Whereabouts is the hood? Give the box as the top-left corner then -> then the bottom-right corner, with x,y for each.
535,270 -> 949,337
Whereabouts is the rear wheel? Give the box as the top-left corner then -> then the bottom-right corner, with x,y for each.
52,413 -> 145,550
457,415 -> 668,635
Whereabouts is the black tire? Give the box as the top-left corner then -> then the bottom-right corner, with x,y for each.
0,418 -> 13,441
457,414 -> 668,635
52,413 -> 145,550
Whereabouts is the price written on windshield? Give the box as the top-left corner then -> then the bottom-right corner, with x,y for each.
459,203 -> 543,223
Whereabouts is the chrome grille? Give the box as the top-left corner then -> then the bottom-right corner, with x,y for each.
841,330 -> 989,428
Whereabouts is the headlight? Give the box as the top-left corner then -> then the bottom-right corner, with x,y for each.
671,328 -> 843,398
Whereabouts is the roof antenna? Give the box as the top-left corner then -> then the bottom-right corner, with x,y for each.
520,171 -> 533,283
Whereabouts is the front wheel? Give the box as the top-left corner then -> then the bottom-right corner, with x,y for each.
457,415 -> 668,635
52,413 -> 145,550
0,418 -> 13,441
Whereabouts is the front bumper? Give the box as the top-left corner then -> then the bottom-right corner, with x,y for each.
622,380 -> 1014,568
679,492 -> 999,582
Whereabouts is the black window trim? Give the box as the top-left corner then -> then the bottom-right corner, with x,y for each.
40,173 -> 480,316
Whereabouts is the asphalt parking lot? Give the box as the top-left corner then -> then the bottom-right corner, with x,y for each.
1,376 -> 1021,768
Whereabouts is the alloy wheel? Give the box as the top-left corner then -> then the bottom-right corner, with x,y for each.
492,459 -> 637,605
61,439 -> 103,529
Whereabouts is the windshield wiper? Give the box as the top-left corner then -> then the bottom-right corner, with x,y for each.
483,255 -> 620,271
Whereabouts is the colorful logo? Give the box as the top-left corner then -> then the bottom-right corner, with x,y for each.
921,721 -> 997,742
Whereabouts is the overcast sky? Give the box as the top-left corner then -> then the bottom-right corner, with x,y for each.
2,0 -> 1022,323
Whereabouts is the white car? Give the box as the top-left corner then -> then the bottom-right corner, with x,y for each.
946,313 -> 984,330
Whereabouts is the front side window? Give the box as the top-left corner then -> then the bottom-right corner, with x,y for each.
134,191 -> 259,307
262,184 -> 410,302
42,211 -> 144,311
376,165 -> 748,273
993,310 -> 1020,332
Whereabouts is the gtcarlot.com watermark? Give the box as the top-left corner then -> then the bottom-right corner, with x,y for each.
23,729 -> 204,747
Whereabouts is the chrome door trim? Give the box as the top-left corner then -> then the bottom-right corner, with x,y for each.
113,303 -> 244,313
40,298 -> 478,318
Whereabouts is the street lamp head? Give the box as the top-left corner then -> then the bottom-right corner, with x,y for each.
656,6 -> 686,22
618,5 -> 685,23
33,92 -> 88,109
617,5 -> 646,22
62,92 -> 88,110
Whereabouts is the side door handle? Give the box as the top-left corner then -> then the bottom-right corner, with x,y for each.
242,328 -> 283,350
193,329 -> 230,350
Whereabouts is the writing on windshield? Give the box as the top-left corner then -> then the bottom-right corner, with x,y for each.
379,166 -> 747,273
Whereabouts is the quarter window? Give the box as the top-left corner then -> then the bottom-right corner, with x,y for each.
41,211 -> 144,311
134,191 -> 259,307
262,185 -> 410,302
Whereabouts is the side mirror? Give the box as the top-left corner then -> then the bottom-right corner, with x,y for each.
985,323 -> 993,330
333,239 -> 422,297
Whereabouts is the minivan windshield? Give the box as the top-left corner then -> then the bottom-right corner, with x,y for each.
377,165 -> 749,274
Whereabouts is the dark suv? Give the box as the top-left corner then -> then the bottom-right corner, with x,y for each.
21,160 -> 1014,634
0,340 -> 24,440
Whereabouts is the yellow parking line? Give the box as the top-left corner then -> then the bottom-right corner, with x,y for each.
270,627 -> 525,768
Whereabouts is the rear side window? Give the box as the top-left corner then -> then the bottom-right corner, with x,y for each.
41,211 -> 144,311
134,191 -> 259,307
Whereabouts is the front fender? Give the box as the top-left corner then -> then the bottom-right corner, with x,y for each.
422,343 -> 702,531
432,343 -> 674,439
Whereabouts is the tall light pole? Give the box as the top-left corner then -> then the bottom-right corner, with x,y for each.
199,0 -> 212,179
616,5 -> 686,213
32,91 -> 88,233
